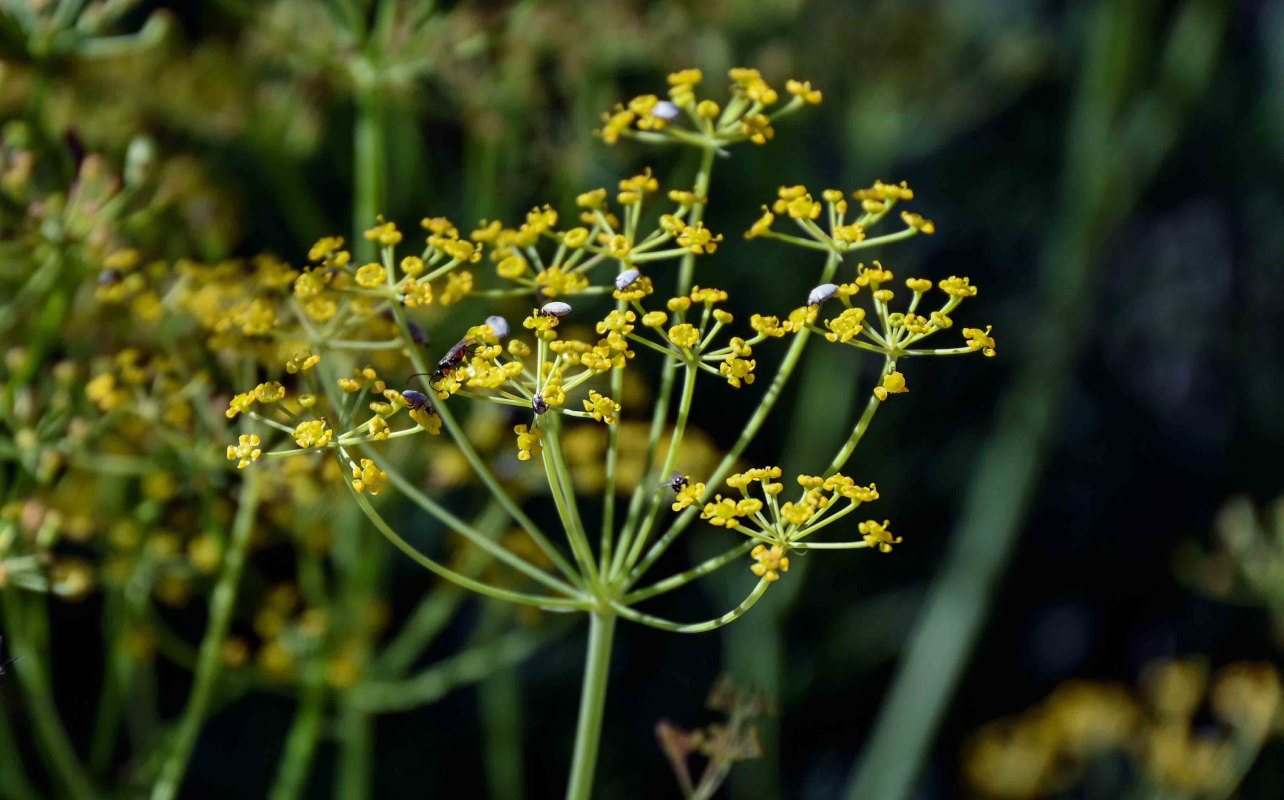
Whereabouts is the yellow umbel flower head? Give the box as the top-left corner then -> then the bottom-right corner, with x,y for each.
750,544 -> 790,582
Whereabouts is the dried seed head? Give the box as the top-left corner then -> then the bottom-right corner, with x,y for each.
484,315 -> 510,339
532,394 -> 549,414
615,269 -> 642,291
807,283 -> 838,306
540,301 -> 572,318
652,100 -> 681,121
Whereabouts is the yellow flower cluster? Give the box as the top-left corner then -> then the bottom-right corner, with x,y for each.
750,544 -> 789,582
514,424 -> 542,461
351,459 -> 388,495
599,67 -> 821,149
966,659 -> 1282,800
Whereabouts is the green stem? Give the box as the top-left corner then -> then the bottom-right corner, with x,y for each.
335,701 -> 373,800
564,612 -> 617,800
353,82 -> 386,263
823,357 -> 895,476
343,476 -> 587,610
268,670 -> 327,800
354,627 -> 552,713
621,541 -> 755,605
542,418 -> 598,585
619,364 -> 698,576
611,579 -> 770,633
150,470 -> 262,800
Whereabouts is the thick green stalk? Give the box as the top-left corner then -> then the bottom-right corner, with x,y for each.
268,670 -> 327,800
563,612 -> 617,800
335,702 -> 373,800
150,470 -> 262,800
353,81 -> 386,262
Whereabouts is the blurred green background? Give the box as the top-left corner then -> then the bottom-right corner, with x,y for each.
2,0 -> 1282,798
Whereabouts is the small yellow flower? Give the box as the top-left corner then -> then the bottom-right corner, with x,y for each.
577,188 -> 608,209
677,223 -> 722,254
750,544 -> 790,582
351,459 -> 388,495
642,311 -> 668,328
514,424 -> 542,461
901,211 -> 936,234
745,207 -> 774,239
293,420 -> 334,449
254,382 -> 285,404
582,391 -> 621,424
439,271 -> 474,305
672,480 -> 706,512
963,326 -> 997,357
741,113 -> 774,144
873,371 -> 908,401
497,255 -> 528,279
785,79 -> 823,104
286,353 -> 320,374
824,307 -> 866,343
367,417 -> 391,441
309,236 -> 345,262
363,220 -> 402,246
409,407 -> 442,434
226,392 -> 255,419
355,263 -> 386,288
859,519 -> 901,553
226,434 -> 262,469
906,277 -> 933,293
720,354 -> 756,388
689,286 -> 728,305
701,496 -> 743,527
668,324 -> 700,349
938,276 -> 978,298
608,234 -> 632,259
750,314 -> 788,338
400,256 -> 425,276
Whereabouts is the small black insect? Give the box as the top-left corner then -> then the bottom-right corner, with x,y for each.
400,389 -> 432,411
531,394 -> 549,414
661,471 -> 689,492
383,310 -> 430,346
430,336 -> 479,380
98,269 -> 123,286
